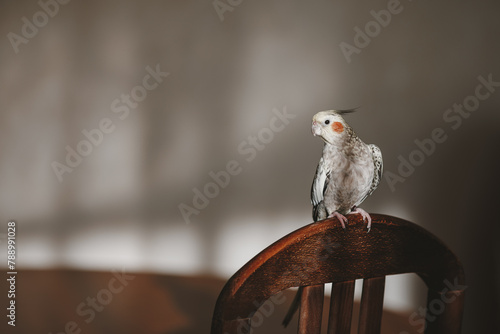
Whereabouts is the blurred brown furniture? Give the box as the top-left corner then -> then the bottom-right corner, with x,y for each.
1,269 -> 228,334
0,268 -> 417,334
211,214 -> 465,334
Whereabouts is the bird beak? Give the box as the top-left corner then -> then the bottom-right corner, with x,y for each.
312,121 -> 321,136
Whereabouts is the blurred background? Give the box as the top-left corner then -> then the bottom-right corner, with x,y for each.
0,0 -> 499,333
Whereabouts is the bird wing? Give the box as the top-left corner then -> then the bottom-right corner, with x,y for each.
352,144 -> 383,208
311,157 -> 329,207
367,144 -> 383,196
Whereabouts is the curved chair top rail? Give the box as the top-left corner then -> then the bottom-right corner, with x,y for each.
211,214 -> 465,333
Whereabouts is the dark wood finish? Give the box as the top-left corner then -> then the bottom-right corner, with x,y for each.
298,284 -> 324,334
221,318 -> 252,334
425,288 -> 465,334
211,214 -> 465,334
358,276 -> 386,334
327,280 -> 355,334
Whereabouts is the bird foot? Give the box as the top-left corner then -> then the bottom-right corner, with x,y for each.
349,207 -> 372,232
328,212 -> 348,229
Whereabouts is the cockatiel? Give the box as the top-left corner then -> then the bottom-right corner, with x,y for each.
282,109 -> 383,328
310,109 -> 383,229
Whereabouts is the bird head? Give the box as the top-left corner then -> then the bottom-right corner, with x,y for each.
311,110 -> 354,145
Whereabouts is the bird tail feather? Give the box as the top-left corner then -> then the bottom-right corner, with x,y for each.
282,286 -> 303,327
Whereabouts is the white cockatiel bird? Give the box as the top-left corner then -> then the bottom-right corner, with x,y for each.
282,109 -> 383,328
310,109 -> 383,230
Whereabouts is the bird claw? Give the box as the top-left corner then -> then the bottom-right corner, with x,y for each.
349,207 -> 372,233
328,212 -> 348,229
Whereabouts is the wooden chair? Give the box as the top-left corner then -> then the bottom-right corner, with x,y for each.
210,214 -> 465,334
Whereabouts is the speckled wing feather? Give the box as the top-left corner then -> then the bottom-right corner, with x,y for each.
368,144 -> 383,196
354,144 -> 383,207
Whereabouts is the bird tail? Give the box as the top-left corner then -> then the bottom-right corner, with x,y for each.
282,286 -> 303,327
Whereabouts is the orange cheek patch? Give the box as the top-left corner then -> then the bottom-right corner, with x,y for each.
332,122 -> 344,133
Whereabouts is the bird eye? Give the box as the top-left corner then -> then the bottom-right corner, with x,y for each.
325,120 -> 330,125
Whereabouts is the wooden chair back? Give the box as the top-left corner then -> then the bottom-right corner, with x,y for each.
211,214 -> 465,334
